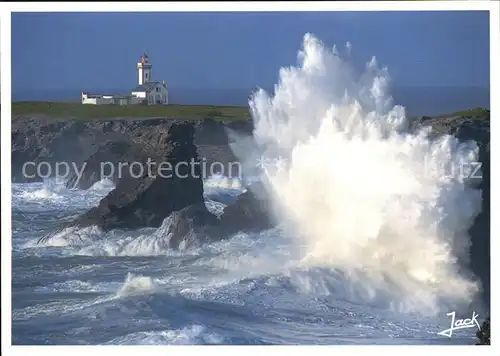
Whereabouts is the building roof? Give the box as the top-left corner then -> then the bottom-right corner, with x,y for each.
132,81 -> 159,93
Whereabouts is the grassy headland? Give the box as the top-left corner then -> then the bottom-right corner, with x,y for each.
11,101 -> 489,122
12,101 -> 252,121
448,107 -> 490,119
417,107 -> 490,123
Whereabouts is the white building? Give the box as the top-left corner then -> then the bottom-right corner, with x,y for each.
81,53 -> 169,105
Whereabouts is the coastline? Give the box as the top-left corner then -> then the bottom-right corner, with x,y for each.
10,104 -> 491,344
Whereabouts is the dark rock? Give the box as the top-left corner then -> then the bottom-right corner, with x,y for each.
158,181 -> 277,250
39,122 -> 205,243
64,140 -> 155,190
162,203 -> 220,250
11,117 -> 122,183
476,317 -> 490,345
12,116 -> 253,186
215,181 -> 277,237
11,117 -> 62,183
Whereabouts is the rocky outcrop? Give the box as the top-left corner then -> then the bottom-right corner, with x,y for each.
155,181 -> 277,250
19,115 -> 266,248
11,115 -> 252,187
39,123 -> 206,244
19,111 -> 490,306
11,117 -> 102,183
79,123 -> 205,230
161,203 -> 220,250
476,317 -> 490,345
64,140 -> 153,189
216,181 -> 276,237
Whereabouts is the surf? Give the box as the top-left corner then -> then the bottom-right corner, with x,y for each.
236,33 -> 483,315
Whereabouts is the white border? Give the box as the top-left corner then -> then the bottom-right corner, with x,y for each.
489,1 -> 499,349
0,1 -> 496,12
1,4 -> 14,352
1,1 -> 498,355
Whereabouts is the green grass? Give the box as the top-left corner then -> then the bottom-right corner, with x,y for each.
11,101 -> 252,121
413,107 -> 490,122
12,101 -> 489,123
450,107 -> 490,119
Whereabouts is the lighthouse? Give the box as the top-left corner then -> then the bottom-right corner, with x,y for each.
137,53 -> 152,85
81,52 -> 168,105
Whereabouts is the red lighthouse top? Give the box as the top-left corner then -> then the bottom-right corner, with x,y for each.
140,53 -> 149,64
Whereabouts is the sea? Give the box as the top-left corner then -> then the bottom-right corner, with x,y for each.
11,34 -> 488,345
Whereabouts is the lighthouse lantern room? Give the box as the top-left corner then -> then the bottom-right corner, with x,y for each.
137,53 -> 152,85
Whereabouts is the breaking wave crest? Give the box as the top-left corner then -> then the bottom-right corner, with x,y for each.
106,324 -> 224,345
240,33 -> 483,315
116,273 -> 157,298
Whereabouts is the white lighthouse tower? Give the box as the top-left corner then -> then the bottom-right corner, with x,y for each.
137,53 -> 152,85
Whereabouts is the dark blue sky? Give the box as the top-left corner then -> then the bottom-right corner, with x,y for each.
12,11 -> 490,93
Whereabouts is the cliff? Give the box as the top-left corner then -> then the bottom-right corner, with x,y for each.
11,109 -> 490,315
11,115 -> 253,186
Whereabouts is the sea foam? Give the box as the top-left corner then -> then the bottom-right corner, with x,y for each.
239,33 -> 483,315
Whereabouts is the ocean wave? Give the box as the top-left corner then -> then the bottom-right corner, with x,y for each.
116,272 -> 158,298
18,187 -> 64,202
105,324 -> 224,345
33,225 -> 105,248
236,33 -> 483,315
88,178 -> 116,191
204,174 -> 244,191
